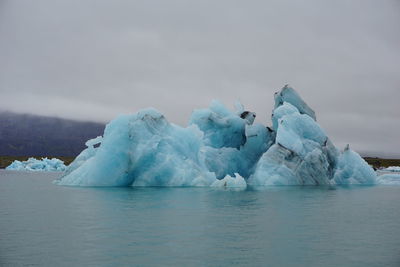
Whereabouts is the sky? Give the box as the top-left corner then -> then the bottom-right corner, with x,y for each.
0,0 -> 399,157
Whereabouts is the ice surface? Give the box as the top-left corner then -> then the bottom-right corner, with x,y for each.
203,123 -> 273,179
274,85 -> 316,122
381,166 -> 400,172
249,101 -> 341,186
62,136 -> 102,177
274,102 -> 327,157
248,88 -> 377,186
189,100 -> 247,149
376,173 -> 400,185
56,85 -> 378,187
376,166 -> 400,185
56,108 -> 217,186
332,145 -> 376,184
211,173 -> 247,189
6,157 -> 66,172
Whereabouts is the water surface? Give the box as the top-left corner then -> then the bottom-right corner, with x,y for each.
1,170 -> 399,266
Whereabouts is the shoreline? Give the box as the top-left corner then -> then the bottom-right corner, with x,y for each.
0,155 -> 399,170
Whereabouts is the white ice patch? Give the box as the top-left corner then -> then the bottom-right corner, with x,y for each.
376,173 -> 400,185
211,173 -> 247,189
381,166 -> 400,172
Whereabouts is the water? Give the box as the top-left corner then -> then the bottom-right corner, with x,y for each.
1,170 -> 399,267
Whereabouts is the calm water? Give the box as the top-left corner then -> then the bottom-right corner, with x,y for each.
1,170 -> 399,267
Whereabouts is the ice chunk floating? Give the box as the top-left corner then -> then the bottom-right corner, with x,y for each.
381,166 -> 400,172
55,85 -> 377,187
7,157 -> 67,172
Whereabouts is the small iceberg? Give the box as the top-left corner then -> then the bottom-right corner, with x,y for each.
381,166 -> 400,172
6,157 -> 67,172
376,173 -> 400,185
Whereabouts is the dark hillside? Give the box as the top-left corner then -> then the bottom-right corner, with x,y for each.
0,111 -> 104,157
364,157 -> 400,169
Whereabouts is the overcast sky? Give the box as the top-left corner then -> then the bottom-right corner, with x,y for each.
0,0 -> 399,157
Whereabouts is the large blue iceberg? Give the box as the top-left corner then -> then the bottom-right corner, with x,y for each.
7,157 -> 67,172
55,85 -> 377,187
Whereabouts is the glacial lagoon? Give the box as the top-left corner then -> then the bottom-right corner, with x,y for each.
1,170 -> 399,266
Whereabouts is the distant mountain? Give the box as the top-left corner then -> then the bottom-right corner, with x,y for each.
0,111 -> 105,157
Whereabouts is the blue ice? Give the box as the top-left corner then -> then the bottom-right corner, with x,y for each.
56,85 -> 379,187
376,173 -> 400,185
6,157 -> 67,172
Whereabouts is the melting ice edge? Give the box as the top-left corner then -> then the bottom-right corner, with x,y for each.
55,85 -> 395,188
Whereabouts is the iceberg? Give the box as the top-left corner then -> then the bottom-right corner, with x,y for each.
56,85 -> 379,187
6,157 -> 67,172
381,166 -> 400,172
376,173 -> 400,185
375,166 -> 400,185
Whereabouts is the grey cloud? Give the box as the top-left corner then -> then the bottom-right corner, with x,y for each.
0,0 -> 399,157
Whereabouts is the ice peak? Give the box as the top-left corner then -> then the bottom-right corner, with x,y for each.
274,85 -> 316,121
